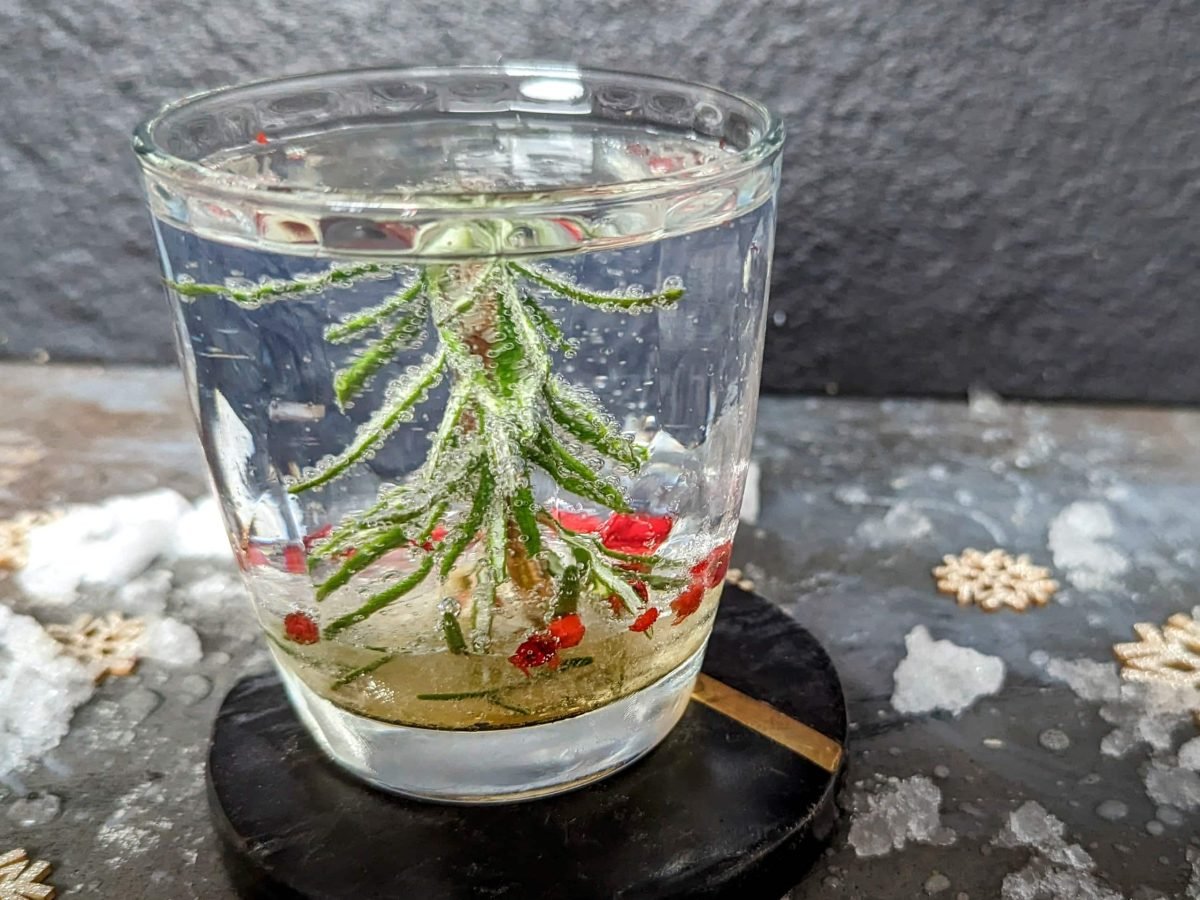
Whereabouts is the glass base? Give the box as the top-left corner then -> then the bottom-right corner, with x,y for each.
274,644 -> 706,804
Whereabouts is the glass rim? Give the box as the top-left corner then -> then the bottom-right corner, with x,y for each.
131,62 -> 785,217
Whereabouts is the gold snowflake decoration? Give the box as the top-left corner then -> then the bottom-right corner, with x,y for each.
933,548 -> 1058,612
1114,613 -> 1200,690
0,511 -> 55,573
0,849 -> 55,900
46,612 -> 145,682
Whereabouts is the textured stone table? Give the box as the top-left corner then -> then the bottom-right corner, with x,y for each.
1,363 -> 1197,898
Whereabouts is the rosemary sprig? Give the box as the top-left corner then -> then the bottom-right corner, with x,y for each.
181,255 -> 687,650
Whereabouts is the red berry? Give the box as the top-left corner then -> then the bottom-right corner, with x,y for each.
600,513 -> 673,555
548,613 -> 585,649
255,131 -> 269,144
284,611 -> 320,644
283,544 -> 307,574
418,523 -> 449,551
630,608 -> 659,633
691,541 -> 734,589
303,523 -> 333,553
508,632 -> 560,676
669,582 -> 705,625
552,509 -> 603,534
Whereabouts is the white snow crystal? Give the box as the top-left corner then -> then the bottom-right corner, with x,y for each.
168,496 -> 233,563
857,502 -> 933,547
0,604 -> 94,778
113,568 -> 173,617
17,489 -> 192,604
994,801 -> 1122,900
847,775 -> 955,857
968,385 -> 1005,422
1142,761 -> 1200,811
1179,737 -> 1200,772
1037,656 -> 1122,703
137,618 -> 203,667
1046,502 -> 1129,590
891,626 -> 1005,716
1035,654 -> 1193,758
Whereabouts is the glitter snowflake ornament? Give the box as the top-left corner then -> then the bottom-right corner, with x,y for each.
46,612 -> 145,681
0,849 -> 55,900
933,548 -> 1058,612
1114,613 -> 1200,689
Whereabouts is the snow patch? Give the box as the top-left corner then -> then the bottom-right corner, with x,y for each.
17,490 -> 192,604
846,775 -> 955,857
857,502 -> 932,547
0,604 -> 94,779
1179,737 -> 1200,771
993,801 -> 1123,900
137,618 -> 203,667
1047,502 -> 1129,590
892,626 -> 1005,716
16,491 -> 234,605
1142,761 -> 1200,811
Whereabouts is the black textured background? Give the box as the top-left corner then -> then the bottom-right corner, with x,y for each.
2,0 -> 1198,401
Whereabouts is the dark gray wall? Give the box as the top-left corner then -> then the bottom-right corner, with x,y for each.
2,0 -> 1198,402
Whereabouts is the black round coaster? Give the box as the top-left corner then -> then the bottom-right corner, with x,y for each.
207,585 -> 848,900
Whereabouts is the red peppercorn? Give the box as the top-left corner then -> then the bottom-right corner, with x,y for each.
255,131 -> 269,144
600,513 -> 673,555
669,582 -> 705,625
630,608 -> 659,633
284,611 -> 320,645
548,613 -> 586,649
508,632 -> 560,676
303,523 -> 333,553
283,544 -> 307,575
418,523 -> 449,551
691,541 -> 734,589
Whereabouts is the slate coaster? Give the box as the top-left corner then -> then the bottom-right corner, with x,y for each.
208,585 -> 848,899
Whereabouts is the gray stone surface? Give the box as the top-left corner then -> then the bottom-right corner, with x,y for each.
2,2 -> 1200,401
2,363 -> 1199,897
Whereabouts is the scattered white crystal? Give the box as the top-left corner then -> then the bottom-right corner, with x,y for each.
7,793 -> 62,827
169,496 -> 232,562
1047,502 -> 1129,590
1156,805 -> 1184,827
924,873 -> 951,894
0,604 -> 94,778
994,801 -> 1122,900
1038,656 -> 1122,703
1179,737 -> 1200,771
178,570 -> 250,615
834,485 -> 871,506
1039,728 -> 1071,752
113,568 -> 173,617
891,626 -> 1005,716
968,385 -> 1005,422
1095,800 -> 1127,821
857,503 -> 933,547
137,618 -> 203,667
16,490 -> 192,604
847,775 -> 956,857
1142,761 -> 1200,811
1035,653 -> 1194,758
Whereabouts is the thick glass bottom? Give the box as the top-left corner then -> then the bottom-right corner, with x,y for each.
274,643 -> 706,803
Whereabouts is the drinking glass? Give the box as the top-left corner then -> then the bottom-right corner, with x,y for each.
133,63 -> 782,802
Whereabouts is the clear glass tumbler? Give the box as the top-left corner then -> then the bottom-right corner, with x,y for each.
133,63 -> 782,802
